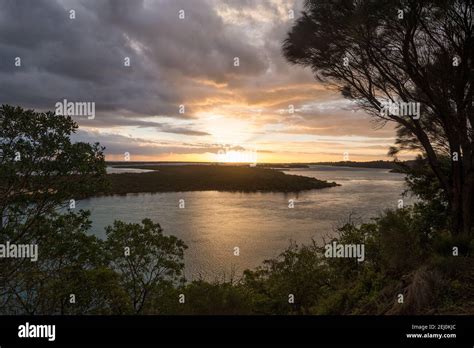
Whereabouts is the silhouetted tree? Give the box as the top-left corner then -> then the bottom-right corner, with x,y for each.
283,0 -> 473,236
105,219 -> 187,314
0,105 -> 107,292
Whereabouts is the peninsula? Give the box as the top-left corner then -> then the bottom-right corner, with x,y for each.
98,164 -> 338,196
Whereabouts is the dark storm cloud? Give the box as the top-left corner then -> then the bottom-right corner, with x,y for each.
0,0 -> 268,119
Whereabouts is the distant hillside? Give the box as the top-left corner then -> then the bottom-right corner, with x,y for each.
312,160 -> 415,171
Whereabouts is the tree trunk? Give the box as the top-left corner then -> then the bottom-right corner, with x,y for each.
450,170 -> 474,237
451,187 -> 463,235
461,172 -> 474,236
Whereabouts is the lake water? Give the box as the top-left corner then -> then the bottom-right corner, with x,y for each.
78,166 -> 414,280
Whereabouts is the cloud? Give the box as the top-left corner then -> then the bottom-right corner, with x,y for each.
78,116 -> 210,136
0,0 -> 268,116
73,129 -> 215,156
0,0 -> 400,161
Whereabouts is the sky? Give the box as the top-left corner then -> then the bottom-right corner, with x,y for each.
0,0 -> 410,163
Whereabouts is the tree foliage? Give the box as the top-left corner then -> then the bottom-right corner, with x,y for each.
105,219 -> 187,314
0,105 -> 108,302
283,0 -> 473,235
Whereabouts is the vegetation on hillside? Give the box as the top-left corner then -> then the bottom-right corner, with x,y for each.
101,165 -> 337,196
312,160 -> 414,172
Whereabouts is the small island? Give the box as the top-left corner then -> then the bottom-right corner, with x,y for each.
97,165 -> 338,196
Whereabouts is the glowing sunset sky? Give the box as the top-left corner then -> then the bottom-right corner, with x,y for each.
0,0 -> 411,162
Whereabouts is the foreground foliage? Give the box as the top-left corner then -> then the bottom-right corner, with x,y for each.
2,204 -> 472,315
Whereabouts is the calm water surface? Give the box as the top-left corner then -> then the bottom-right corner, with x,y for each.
78,166 -> 413,280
